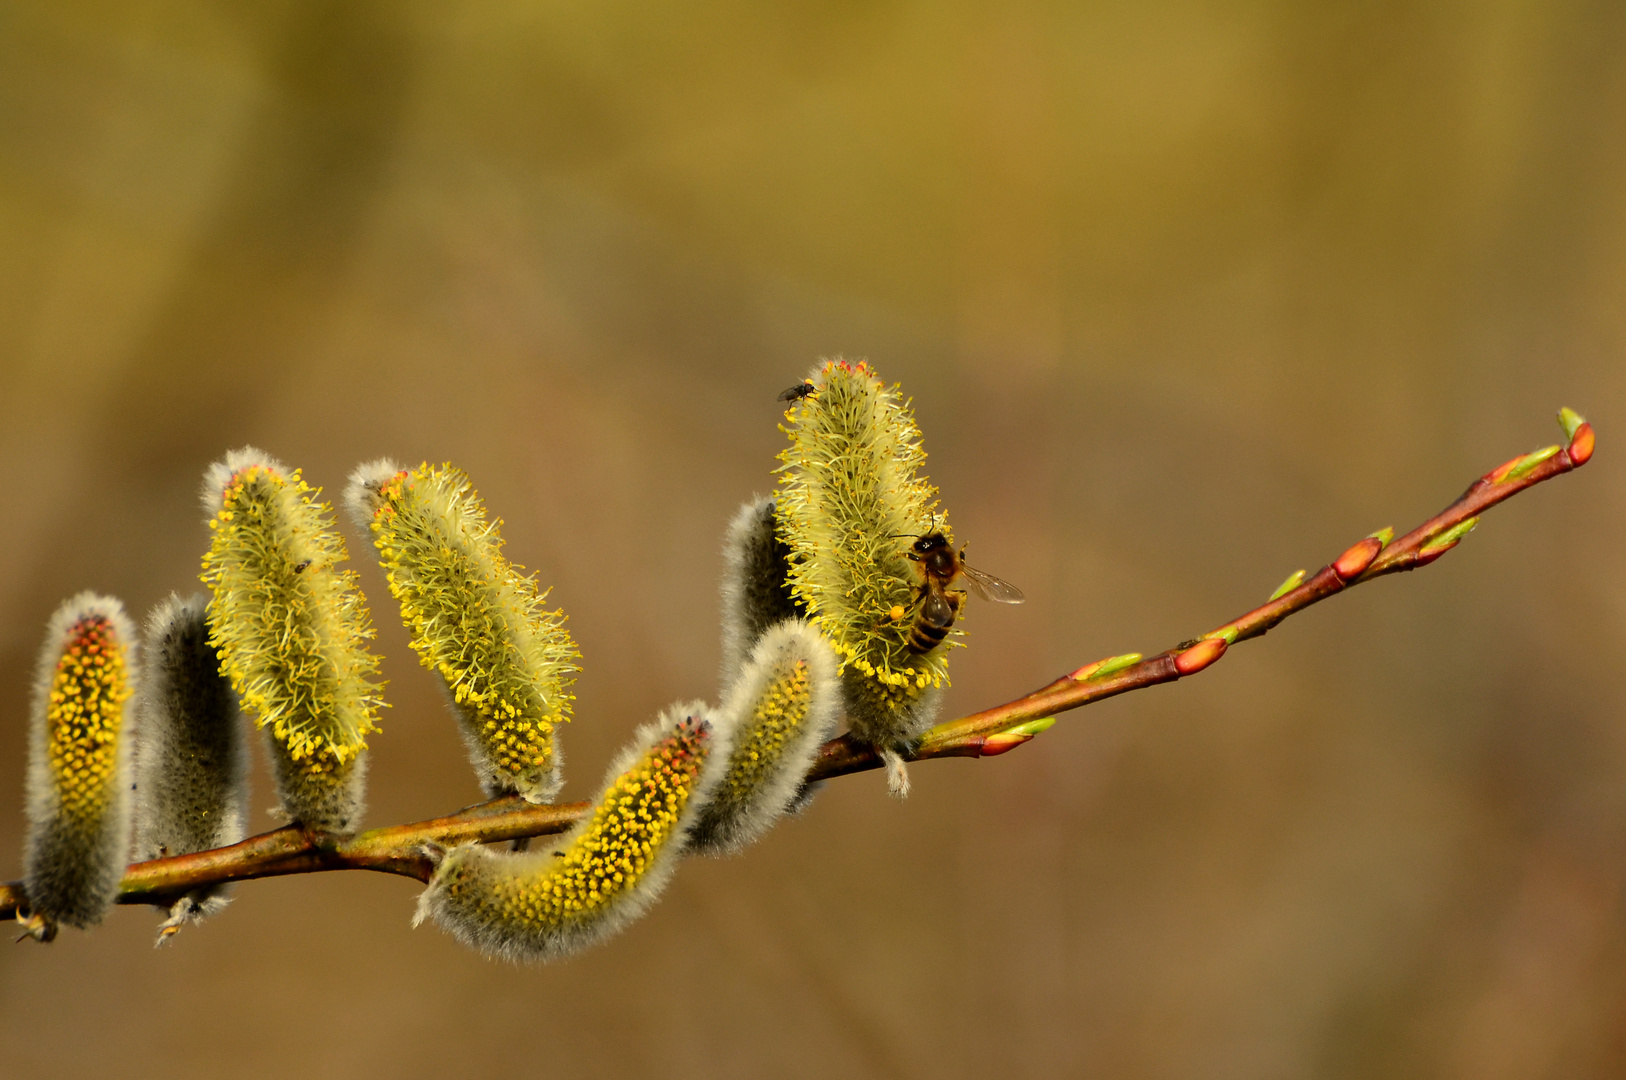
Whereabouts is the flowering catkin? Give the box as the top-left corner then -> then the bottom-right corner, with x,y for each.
775,359 -> 950,792
23,593 -> 138,932
133,593 -> 249,937
346,461 -> 579,803
689,620 -> 840,855
200,448 -> 384,832
415,703 -> 728,962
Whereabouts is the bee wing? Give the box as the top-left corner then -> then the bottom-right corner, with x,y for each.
921,588 -> 957,628
961,563 -> 1025,604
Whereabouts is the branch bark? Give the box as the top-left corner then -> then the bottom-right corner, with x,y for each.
1,418 -> 1595,924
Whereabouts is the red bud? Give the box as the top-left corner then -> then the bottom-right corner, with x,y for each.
1570,423 -> 1594,466
980,732 -> 1033,756
1486,454 -> 1525,484
1412,541 -> 1457,568
1174,637 -> 1226,676
1067,660 -> 1102,681
1332,536 -> 1383,580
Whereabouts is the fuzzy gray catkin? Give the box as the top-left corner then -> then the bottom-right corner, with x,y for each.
689,620 -> 840,855
23,593 -> 138,932
718,496 -> 801,691
133,594 -> 249,937
415,703 -> 729,962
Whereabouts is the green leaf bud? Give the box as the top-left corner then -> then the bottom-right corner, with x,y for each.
1268,570 -> 1308,602
1558,407 -> 1587,441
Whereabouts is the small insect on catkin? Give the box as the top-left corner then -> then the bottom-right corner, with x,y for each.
718,495 -> 801,690
415,703 -> 728,962
23,593 -> 138,935
133,594 -> 249,939
200,448 -> 384,832
689,620 -> 840,856
775,359 -> 950,796
346,461 -> 579,803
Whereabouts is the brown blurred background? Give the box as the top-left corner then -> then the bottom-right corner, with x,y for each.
1,1 -> 1622,1076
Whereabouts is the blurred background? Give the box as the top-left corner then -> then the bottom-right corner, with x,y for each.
0,1 -> 1622,1076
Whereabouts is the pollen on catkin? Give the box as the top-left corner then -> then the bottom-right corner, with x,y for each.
133,594 -> 249,939
23,593 -> 138,932
774,359 -> 950,769
199,448 -> 384,832
415,703 -> 728,962
718,495 -> 801,690
690,620 -> 840,855
345,461 -> 579,803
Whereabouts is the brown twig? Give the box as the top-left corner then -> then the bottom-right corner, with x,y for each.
0,415 -> 1595,924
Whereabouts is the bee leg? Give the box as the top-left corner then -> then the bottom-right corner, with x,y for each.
880,749 -> 912,799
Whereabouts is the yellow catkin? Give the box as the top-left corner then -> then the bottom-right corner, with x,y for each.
200,450 -> 383,830
351,462 -> 577,802
45,616 -> 131,825
24,593 -> 139,931
689,620 -> 841,855
775,359 -> 952,751
717,661 -> 810,806
417,708 -> 721,962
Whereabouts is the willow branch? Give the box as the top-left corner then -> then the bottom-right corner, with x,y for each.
1,417 -> 1595,923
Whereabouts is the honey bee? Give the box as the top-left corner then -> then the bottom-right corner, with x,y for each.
777,381 -> 816,403
901,531 -> 1024,653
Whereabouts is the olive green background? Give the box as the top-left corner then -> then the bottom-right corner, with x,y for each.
1,2 -> 1622,1077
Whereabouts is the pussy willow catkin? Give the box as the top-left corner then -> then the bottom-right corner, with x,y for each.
775,359 -> 951,792
416,704 -> 729,962
200,448 -> 384,832
133,593 -> 249,937
718,495 -> 801,690
346,461 -> 578,803
689,620 -> 840,855
24,593 -> 138,932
